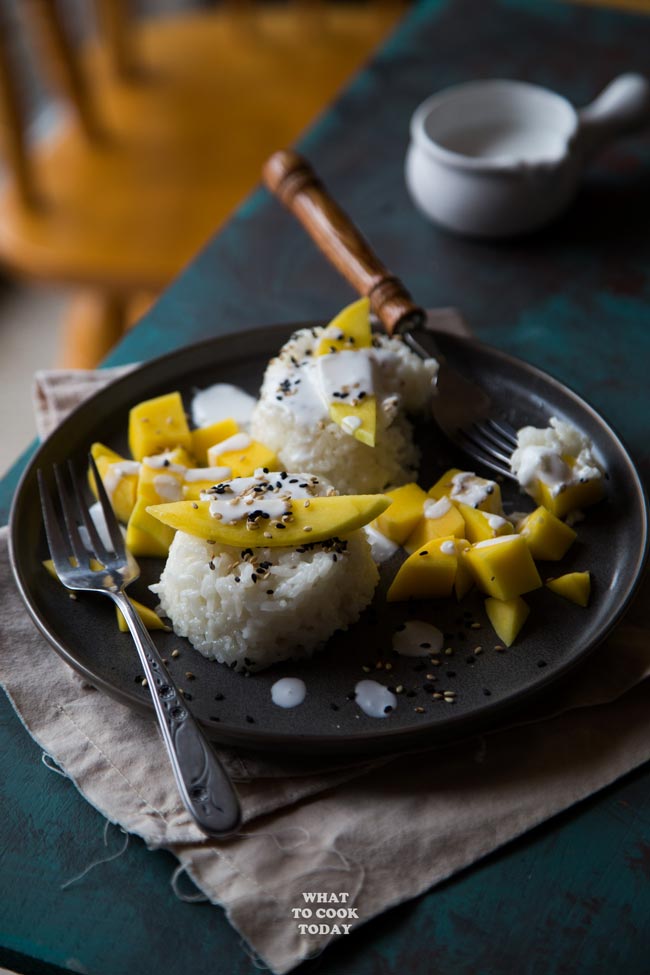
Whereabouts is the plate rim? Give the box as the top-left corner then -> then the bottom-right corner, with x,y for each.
9,324 -> 650,754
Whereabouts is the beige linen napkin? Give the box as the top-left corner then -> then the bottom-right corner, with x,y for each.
0,339 -> 648,974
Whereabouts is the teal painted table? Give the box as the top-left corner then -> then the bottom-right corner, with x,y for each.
2,1 -> 650,972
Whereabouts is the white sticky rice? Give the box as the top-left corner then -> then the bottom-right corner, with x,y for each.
250,327 -> 437,494
150,529 -> 378,671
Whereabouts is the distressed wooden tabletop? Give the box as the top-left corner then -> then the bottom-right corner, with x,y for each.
2,0 -> 650,972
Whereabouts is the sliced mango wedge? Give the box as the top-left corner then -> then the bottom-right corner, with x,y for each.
316,297 -> 372,355
316,298 -> 377,447
116,599 -> 169,632
88,442 -> 139,525
146,494 -> 391,548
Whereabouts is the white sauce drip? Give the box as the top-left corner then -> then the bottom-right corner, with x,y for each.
450,471 -> 496,508
153,474 -> 183,502
392,620 -> 444,656
485,513 -> 508,530
205,471 -> 330,524
423,496 -> 451,519
354,680 -> 397,718
143,452 -> 186,473
316,349 -> 374,409
474,535 -> 516,549
191,383 -> 257,429
363,524 -> 399,564
184,466 -> 231,483
271,678 -> 306,709
210,432 -> 252,455
440,540 -> 457,555
341,415 -> 362,434
103,461 -> 141,500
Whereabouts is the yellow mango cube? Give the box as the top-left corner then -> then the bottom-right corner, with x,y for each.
454,539 -> 474,600
404,496 -> 466,553
88,442 -> 140,525
136,449 -> 188,506
546,571 -> 591,607
456,502 -> 514,544
374,482 -> 428,545
116,598 -> 170,632
464,535 -> 542,601
535,475 -> 604,520
519,506 -> 576,560
128,392 -> 192,461
126,497 -> 175,557
191,417 -> 239,466
207,436 -> 278,478
485,596 -> 530,646
428,468 -> 502,514
386,536 -> 458,601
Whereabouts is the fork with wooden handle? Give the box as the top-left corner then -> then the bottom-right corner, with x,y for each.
262,148 -> 520,480
38,455 -> 242,838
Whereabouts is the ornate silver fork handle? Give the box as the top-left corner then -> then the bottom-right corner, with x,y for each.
109,590 -> 241,837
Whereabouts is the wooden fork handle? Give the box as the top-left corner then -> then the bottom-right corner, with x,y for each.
263,149 -> 425,336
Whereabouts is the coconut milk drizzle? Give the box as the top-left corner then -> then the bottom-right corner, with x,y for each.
392,621 -> 444,656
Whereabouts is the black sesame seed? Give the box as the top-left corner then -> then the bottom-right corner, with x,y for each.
245,715 -> 255,724
406,690 -> 417,698
266,589 -> 274,595
446,671 -> 456,678
209,716 -> 221,722
384,705 -> 393,714
537,660 -> 547,668
412,662 -> 426,672
483,689 -> 492,696
214,693 -> 225,701
330,703 -> 339,711
420,642 -> 431,649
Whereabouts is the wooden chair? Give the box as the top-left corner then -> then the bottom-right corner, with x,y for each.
0,0 -> 406,367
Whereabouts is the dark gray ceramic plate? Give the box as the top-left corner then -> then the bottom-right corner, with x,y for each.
9,327 -> 649,756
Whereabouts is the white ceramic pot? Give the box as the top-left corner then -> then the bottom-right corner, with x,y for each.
405,73 -> 650,238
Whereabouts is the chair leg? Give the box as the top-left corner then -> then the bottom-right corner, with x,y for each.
58,290 -> 127,369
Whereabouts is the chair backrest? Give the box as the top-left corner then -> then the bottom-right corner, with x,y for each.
0,0 -> 134,208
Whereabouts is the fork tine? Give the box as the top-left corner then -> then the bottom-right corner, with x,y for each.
460,427 -> 512,467
88,453 -> 127,558
485,417 -> 518,448
456,430 -> 514,479
38,469 -> 75,577
68,459 -> 111,565
54,464 -> 90,567
473,420 -> 516,456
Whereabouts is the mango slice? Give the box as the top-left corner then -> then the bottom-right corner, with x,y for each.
387,536 -> 459,602
147,494 -> 390,548
328,397 -> 377,448
88,442 -> 139,525
116,599 -> 170,632
374,482 -> 427,545
126,498 -> 175,557
485,596 -> 530,646
428,468 -> 502,515
464,535 -> 542,601
316,298 -> 377,447
207,437 -> 278,478
519,506 -> 576,561
191,417 -> 239,466
404,498 -> 466,554
128,391 -> 192,461
456,502 -> 514,545
546,571 -> 591,607
316,297 -> 372,355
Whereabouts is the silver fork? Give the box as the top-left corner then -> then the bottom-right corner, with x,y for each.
37,455 -> 241,838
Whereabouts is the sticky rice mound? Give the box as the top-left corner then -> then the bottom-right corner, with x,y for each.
250,327 -> 437,494
151,529 -> 378,671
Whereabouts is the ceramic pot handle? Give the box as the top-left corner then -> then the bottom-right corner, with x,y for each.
577,73 -> 650,158
263,149 -> 425,336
